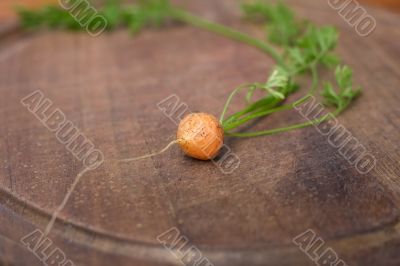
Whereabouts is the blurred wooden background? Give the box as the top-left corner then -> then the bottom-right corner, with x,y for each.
1,0 -> 400,20
361,0 -> 400,11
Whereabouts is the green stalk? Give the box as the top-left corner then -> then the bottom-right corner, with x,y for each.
219,84 -> 252,123
225,107 -> 344,138
223,95 -> 280,124
170,9 -> 285,66
172,8 -> 342,138
223,104 -> 293,131
222,61 -> 319,132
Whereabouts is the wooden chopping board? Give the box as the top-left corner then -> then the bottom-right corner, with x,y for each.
0,0 -> 399,265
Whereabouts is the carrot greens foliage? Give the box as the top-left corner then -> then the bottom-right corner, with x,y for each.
17,0 -> 361,138
242,1 -> 302,46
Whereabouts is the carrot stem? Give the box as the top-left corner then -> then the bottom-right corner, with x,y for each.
171,9 -> 285,66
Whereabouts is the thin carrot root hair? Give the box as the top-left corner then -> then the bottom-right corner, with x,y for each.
119,139 -> 181,162
36,167 -> 91,248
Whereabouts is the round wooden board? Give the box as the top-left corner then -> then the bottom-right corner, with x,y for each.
0,1 -> 399,265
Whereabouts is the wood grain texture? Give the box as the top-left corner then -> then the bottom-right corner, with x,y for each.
0,0 -> 399,266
